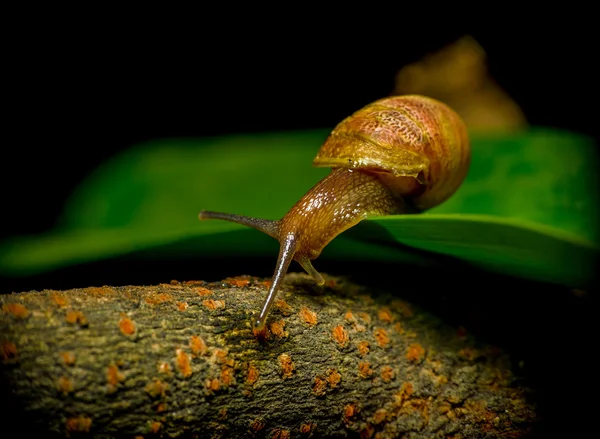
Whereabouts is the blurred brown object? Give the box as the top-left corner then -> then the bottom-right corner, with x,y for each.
394,35 -> 528,133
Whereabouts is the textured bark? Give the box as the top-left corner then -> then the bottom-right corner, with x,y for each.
1,273 -> 537,438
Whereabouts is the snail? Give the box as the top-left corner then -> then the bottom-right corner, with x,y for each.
199,95 -> 471,332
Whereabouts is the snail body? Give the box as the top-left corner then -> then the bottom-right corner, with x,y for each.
199,95 -> 470,332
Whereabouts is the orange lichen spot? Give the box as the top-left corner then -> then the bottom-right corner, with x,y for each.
332,325 -> 349,348
261,280 -> 273,289
65,310 -> 88,326
190,335 -> 208,357
394,382 -> 414,405
156,402 -> 167,413
298,306 -> 318,326
312,376 -> 328,396
343,403 -> 358,422
249,417 -> 265,433
358,361 -> 373,379
381,365 -> 395,383
119,316 -> 136,336
324,278 -> 337,288
107,364 -> 125,392
157,361 -> 171,375
51,293 -> 69,307
221,367 -> 235,386
160,282 -> 182,289
279,353 -> 295,379
66,415 -> 92,433
344,310 -> 356,323
176,348 -> 192,378
145,292 -> 173,305
421,368 -> 448,386
357,312 -> 371,325
149,421 -> 162,434
378,307 -> 395,323
205,377 -> 221,392
247,365 -> 259,385
202,299 -> 225,311
373,328 -> 390,348
271,428 -> 290,439
57,376 -> 74,394
327,369 -> 341,388
218,407 -> 227,420
458,347 -> 482,361
270,319 -> 288,338
275,299 -> 293,315
2,302 -> 29,319
145,379 -> 168,398
1,341 -> 17,362
60,351 -> 76,366
212,348 -> 230,365
394,322 -> 404,334
357,341 -> 370,357
406,343 -> 425,362
299,423 -> 316,434
183,280 -> 205,286
372,408 -> 388,424
176,301 -> 189,311
86,286 -> 116,297
194,287 -> 213,296
253,325 -> 269,342
391,299 -> 414,318
224,275 -> 251,287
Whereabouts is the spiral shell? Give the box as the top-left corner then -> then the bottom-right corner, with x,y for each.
313,95 -> 471,211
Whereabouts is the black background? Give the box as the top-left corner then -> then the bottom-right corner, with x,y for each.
1,15 -> 598,437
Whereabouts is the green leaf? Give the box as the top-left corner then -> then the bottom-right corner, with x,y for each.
1,128 -> 598,288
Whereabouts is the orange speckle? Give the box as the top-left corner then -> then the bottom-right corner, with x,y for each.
299,423 -> 316,434
221,367 -> 235,386
253,325 -> 269,342
381,365 -> 395,383
212,348 -> 229,365
218,408 -> 227,420
60,351 -> 76,366
119,316 -> 136,336
299,306 -> 318,326
86,286 -> 116,297
156,403 -> 167,413
66,415 -> 92,433
205,377 -> 221,392
157,361 -> 171,375
149,421 -> 162,434
325,279 -> 337,288
57,376 -> 74,394
358,361 -> 373,379
372,408 -> 388,424
391,299 -> 413,317
394,382 -> 414,405
145,379 -> 168,398
373,328 -> 390,348
394,322 -> 404,334
312,376 -> 327,396
270,319 -> 288,337
51,293 -> 69,307
176,301 -> 188,311
357,341 -> 370,357
406,343 -> 425,362
279,353 -> 294,379
332,325 -> 349,348
2,302 -> 29,319
194,287 -> 213,296
357,312 -> 371,325
145,292 -> 172,305
344,310 -> 356,323
224,275 -> 251,287
275,299 -> 292,315
359,423 -> 375,439
247,365 -> 259,385
378,307 -> 394,323
343,403 -> 357,422
65,310 -> 88,326
107,364 -> 125,392
327,369 -> 341,388
261,280 -> 273,289
249,417 -> 265,433
176,348 -> 192,378
271,428 -> 290,439
190,335 -> 208,357
202,299 -> 225,311
183,280 -> 205,286
1,341 -> 17,362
